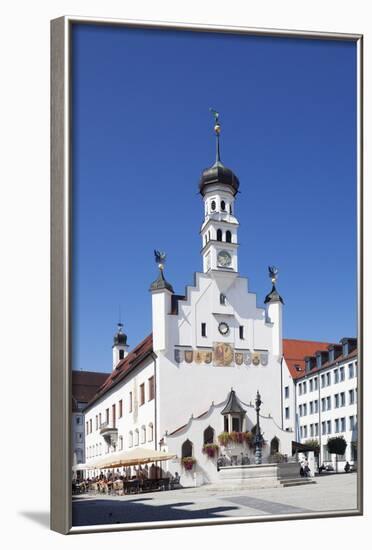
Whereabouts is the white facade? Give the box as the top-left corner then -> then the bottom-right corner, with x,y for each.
281,339 -> 358,469
84,354 -> 156,472
72,406 -> 85,466
296,355 -> 358,467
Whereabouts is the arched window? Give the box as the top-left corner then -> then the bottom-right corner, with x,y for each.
148,423 -> 154,442
141,425 -> 146,444
229,204 -> 232,214
204,426 -> 215,445
270,437 -> 280,455
119,436 -> 123,450
182,439 -> 193,459
226,230 -> 232,243
129,431 -> 133,448
211,200 -> 216,211
205,235 -> 207,246
220,293 -> 227,305
221,200 -> 226,211
217,229 -> 222,241
135,429 -> 139,446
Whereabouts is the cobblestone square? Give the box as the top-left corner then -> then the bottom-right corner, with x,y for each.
72,472 -> 358,527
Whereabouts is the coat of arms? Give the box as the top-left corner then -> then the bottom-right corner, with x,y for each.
174,349 -> 183,363
260,353 -> 268,366
195,351 -> 203,364
213,343 -> 234,366
252,353 -> 260,366
204,351 -> 212,364
235,352 -> 243,366
184,350 -> 193,363
244,351 -> 252,365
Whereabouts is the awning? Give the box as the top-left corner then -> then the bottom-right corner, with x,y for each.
84,447 -> 177,470
292,441 -> 319,455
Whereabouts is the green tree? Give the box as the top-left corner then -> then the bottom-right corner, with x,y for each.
327,436 -> 347,472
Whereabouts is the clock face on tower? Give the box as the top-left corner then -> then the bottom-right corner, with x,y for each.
217,250 -> 232,268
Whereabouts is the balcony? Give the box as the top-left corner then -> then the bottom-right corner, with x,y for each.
99,422 -> 118,446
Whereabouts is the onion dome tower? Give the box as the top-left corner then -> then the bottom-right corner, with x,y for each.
199,109 -> 240,275
112,322 -> 129,370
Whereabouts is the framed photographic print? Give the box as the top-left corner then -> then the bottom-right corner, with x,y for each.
51,16 -> 363,534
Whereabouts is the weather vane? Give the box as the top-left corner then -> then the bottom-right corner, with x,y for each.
268,266 -> 279,285
209,107 -> 221,135
154,250 -> 167,271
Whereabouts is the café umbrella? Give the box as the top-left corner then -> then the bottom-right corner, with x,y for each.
87,447 -> 177,470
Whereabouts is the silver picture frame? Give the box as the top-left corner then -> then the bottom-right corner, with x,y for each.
51,15 -> 363,534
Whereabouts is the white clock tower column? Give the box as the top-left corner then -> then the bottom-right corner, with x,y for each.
199,111 -> 240,275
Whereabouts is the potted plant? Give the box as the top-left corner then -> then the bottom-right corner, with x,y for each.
182,457 -> 196,471
218,431 -> 254,447
218,432 -> 230,446
202,443 -> 220,458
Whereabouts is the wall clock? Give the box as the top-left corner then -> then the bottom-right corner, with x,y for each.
218,321 -> 230,335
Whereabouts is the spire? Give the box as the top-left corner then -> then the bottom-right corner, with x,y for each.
209,108 -> 221,163
199,109 -> 239,196
264,265 -> 284,304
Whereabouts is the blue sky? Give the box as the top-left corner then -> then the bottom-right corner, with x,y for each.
72,24 -> 357,373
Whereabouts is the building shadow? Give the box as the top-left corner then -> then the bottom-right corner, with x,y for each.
72,497 -> 239,527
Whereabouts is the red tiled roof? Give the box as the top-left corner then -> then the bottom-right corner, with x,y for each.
84,333 -> 153,411
283,338 -> 334,380
283,338 -> 358,380
72,371 -> 110,408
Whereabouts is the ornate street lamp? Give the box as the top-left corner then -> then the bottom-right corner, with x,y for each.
254,390 -> 264,465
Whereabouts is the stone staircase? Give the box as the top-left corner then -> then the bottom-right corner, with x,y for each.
279,477 -> 316,488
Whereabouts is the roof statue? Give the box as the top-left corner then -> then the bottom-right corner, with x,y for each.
150,250 -> 174,293
264,265 -> 284,305
268,265 -> 279,284
154,249 -> 167,270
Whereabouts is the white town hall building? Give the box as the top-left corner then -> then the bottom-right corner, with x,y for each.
82,116 -> 357,485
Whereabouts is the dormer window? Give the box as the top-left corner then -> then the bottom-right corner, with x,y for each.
220,293 -> 227,305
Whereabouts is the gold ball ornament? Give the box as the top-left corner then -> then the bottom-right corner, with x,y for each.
214,123 -> 221,135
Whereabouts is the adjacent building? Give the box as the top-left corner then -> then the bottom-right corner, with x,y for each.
283,337 -> 358,467
72,370 -> 110,467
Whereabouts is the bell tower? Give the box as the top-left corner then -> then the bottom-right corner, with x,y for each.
199,110 -> 240,275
